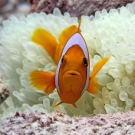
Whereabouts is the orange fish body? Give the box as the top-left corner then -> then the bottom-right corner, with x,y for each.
30,20 -> 109,107
57,45 -> 89,107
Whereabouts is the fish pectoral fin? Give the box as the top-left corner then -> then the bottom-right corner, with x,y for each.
52,68 -> 56,73
87,76 -> 99,94
32,28 -> 61,64
90,57 -> 110,78
87,57 -> 109,94
30,70 -> 55,94
53,101 -> 63,108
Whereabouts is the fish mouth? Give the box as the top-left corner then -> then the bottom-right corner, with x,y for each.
63,70 -> 82,91
63,70 -> 81,78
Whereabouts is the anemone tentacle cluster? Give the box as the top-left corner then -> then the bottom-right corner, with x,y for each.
1,2 -> 135,123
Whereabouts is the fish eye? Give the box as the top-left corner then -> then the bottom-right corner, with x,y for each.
61,56 -> 64,63
83,58 -> 88,67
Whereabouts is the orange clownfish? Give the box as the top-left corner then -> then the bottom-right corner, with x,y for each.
30,20 -> 109,108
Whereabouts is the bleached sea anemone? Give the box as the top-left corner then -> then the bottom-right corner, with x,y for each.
1,2 -> 135,124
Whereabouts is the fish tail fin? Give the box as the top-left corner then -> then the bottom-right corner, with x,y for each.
87,76 -> 99,94
30,70 -> 55,94
32,28 -> 61,64
90,57 -> 110,78
53,101 -> 63,108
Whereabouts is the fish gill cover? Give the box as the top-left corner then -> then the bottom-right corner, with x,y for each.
0,2 -> 135,124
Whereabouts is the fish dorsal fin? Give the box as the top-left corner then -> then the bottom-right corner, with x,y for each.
30,70 -> 55,94
58,19 -> 81,47
32,20 -> 82,64
32,28 -> 62,64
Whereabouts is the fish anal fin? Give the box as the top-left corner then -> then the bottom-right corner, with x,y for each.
32,28 -> 61,64
90,57 -> 110,78
53,101 -> 77,108
87,76 -> 99,94
72,103 -> 77,108
53,101 -> 63,108
30,70 -> 55,94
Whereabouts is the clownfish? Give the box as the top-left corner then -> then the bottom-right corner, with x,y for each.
30,20 -> 109,108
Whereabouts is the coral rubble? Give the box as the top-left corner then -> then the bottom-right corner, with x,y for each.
0,74 -> 10,104
29,0 -> 135,18
1,110 -> 135,134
